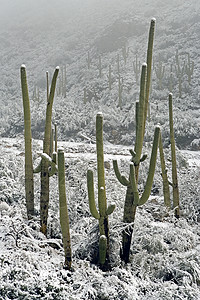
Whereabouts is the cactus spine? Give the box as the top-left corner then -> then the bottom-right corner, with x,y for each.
169,93 -> 180,218
20,65 -> 34,219
58,148 -> 72,269
40,66 -> 59,235
113,19 -> 156,263
87,113 -> 115,266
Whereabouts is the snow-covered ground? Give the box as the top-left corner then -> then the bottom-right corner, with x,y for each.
0,137 -> 199,299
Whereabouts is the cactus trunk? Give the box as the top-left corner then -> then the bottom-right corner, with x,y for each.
40,67 -> 59,235
96,113 -> 108,239
159,133 -> 171,208
58,149 -> 72,269
20,65 -> 34,219
169,93 -> 180,218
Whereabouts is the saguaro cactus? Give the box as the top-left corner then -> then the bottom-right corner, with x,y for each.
185,53 -> 194,84
122,45 -> 129,64
58,148 -> 72,269
46,71 -> 49,102
159,132 -> 171,208
86,51 -> 92,69
155,55 -> 165,89
40,66 -> 59,235
107,65 -> 112,90
118,76 -> 123,109
169,93 -> 180,218
87,113 -> 115,266
133,54 -> 141,84
113,19 -> 156,263
20,65 -> 34,219
175,50 -> 185,98
98,56 -> 103,78
144,18 -> 156,131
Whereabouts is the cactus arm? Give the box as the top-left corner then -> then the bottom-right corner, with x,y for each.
144,18 -> 156,131
140,153 -> 148,162
87,170 -> 100,220
20,65 -> 34,219
33,160 -> 42,173
40,153 -> 58,176
99,235 -> 107,265
138,125 -> 160,206
43,66 -> 59,155
57,149 -> 72,269
159,132 -> 171,208
106,203 -> 116,216
134,63 -> 147,165
49,152 -> 58,177
169,93 -> 180,218
46,71 -> 49,102
113,160 -> 129,186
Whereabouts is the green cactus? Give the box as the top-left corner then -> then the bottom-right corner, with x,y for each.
40,66 -> 59,235
133,54 -> 141,84
57,148 -> 72,269
159,132 -> 171,208
144,18 -> 156,133
169,64 -> 173,93
20,65 -> 34,219
155,55 -> 165,89
87,113 -> 115,266
113,19 -> 156,263
185,53 -> 194,84
54,123 -> 58,153
46,71 -> 49,102
169,93 -> 180,218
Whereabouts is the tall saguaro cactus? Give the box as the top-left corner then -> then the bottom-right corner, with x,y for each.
58,149 -> 72,269
169,93 -> 180,218
40,66 -> 59,235
113,19 -> 156,263
87,113 -> 115,266
144,18 -> 156,132
20,65 -> 34,219
159,132 -> 171,208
